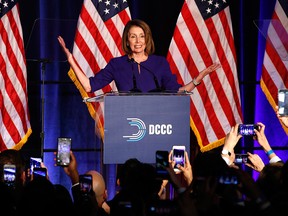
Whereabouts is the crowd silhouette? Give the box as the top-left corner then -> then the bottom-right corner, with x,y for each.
1,108 -> 288,215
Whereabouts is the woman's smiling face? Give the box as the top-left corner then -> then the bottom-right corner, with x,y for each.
127,26 -> 146,54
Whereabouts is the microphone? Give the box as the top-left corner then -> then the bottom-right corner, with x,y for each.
128,58 -> 142,93
130,58 -> 162,92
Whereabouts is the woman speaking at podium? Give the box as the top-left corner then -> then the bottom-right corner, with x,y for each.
58,19 -> 220,93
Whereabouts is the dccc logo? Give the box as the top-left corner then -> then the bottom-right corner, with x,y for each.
123,118 -> 172,142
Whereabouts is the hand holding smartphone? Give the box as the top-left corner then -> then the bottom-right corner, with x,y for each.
56,137 -> 72,166
30,157 -> 42,176
238,124 -> 259,136
172,145 -> 185,172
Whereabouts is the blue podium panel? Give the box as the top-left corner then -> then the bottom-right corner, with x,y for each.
103,94 -> 190,164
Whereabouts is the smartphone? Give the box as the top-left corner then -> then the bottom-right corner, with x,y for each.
79,174 -> 93,196
238,124 -> 259,136
218,173 -> 238,185
30,157 -> 42,175
33,167 -> 47,179
172,145 -> 185,172
218,169 -> 238,185
56,137 -> 72,166
3,164 -> 16,188
155,150 -> 169,179
278,89 -> 288,116
234,154 -> 250,164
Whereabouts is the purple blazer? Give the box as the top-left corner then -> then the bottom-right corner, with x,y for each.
89,55 -> 182,93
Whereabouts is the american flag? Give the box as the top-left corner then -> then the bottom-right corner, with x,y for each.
68,0 -> 131,140
260,0 -> 288,133
167,0 -> 242,152
0,0 -> 31,151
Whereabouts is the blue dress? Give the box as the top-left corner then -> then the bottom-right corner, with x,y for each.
89,55 -> 182,93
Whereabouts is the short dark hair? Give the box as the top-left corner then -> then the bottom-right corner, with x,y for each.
122,19 -> 155,55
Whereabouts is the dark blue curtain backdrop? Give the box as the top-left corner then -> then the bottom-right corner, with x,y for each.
18,0 -> 288,199
253,0 -> 288,179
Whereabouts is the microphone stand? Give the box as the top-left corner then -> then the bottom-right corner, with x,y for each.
40,60 -> 46,158
30,58 -> 50,158
128,58 -> 142,93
